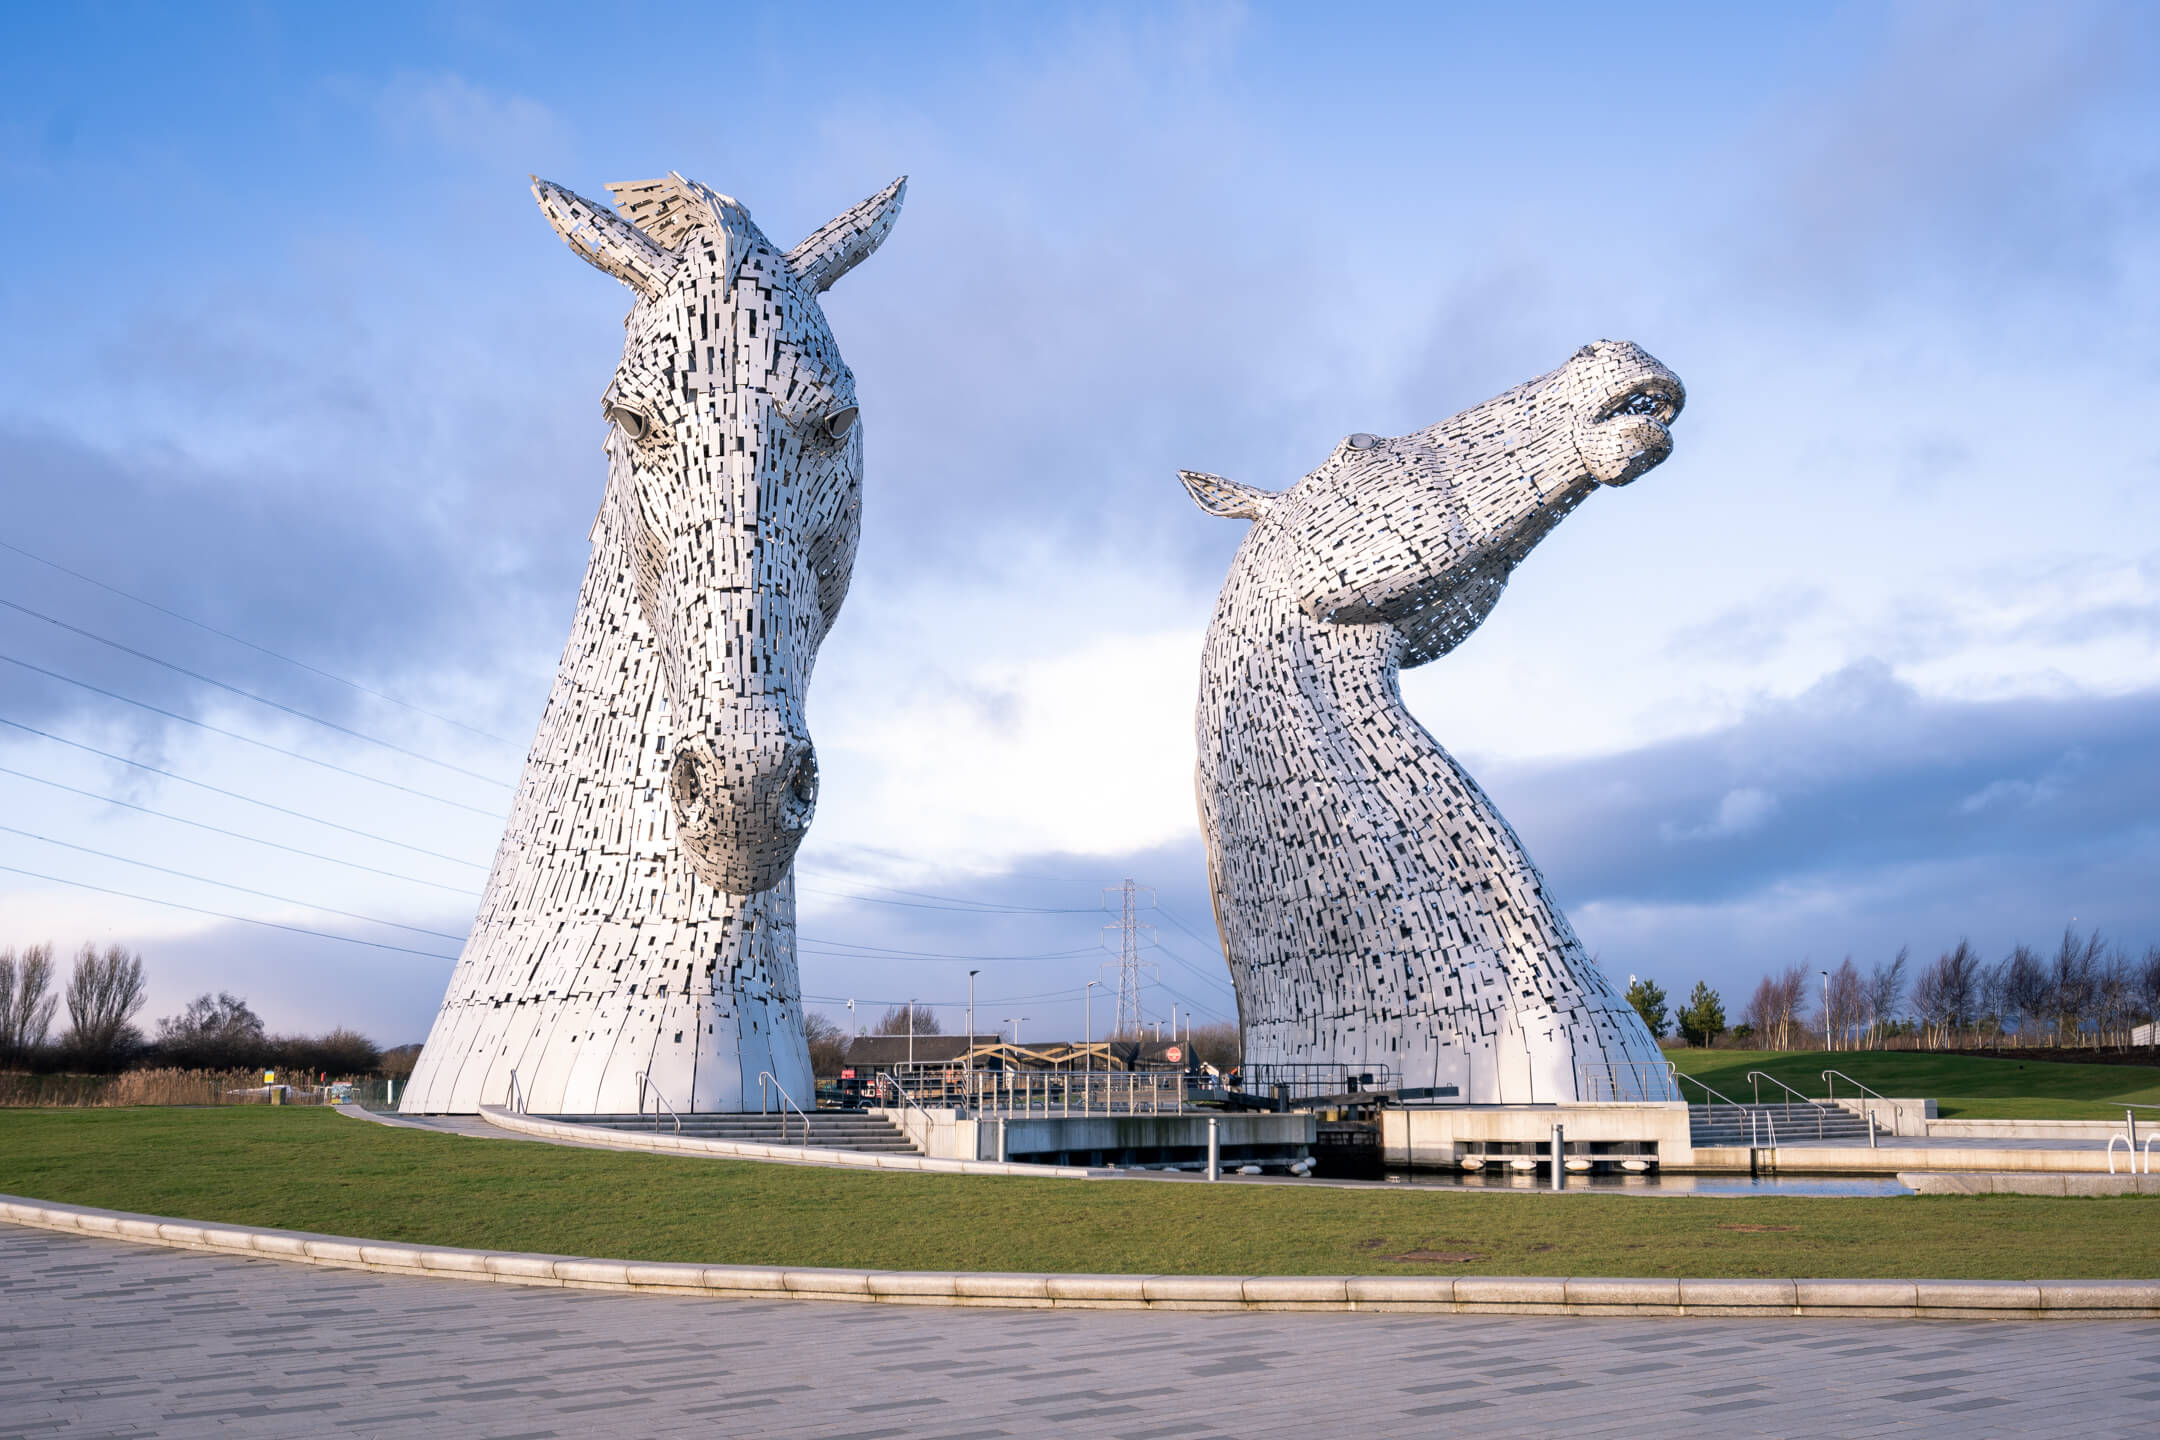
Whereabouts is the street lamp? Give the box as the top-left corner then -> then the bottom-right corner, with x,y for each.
967,970 -> 978,1106
1085,980 -> 1100,1078
1820,970 -> 1831,1053
908,996 -> 916,1070
1004,1017 -> 1028,1045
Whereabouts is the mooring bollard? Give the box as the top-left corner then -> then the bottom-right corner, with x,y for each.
996,1118 -> 1008,1164
1208,1116 -> 1221,1182
1550,1122 -> 1564,1192
1868,1108 -> 1878,1148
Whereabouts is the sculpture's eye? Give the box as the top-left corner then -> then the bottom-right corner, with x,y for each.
1346,433 -> 1380,451
605,402 -> 654,441
823,405 -> 859,440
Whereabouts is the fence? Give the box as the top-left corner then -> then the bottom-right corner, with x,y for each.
1573,1060 -> 1683,1103
1238,1063 -> 1396,1103
0,1069 -> 369,1108
882,1067 -> 1193,1116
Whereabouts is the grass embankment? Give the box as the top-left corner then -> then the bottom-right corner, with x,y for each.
1,1108 -> 2154,1279
1665,1049 -> 2160,1121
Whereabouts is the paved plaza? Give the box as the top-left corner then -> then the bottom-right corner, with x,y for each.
1,1225 -> 2152,1439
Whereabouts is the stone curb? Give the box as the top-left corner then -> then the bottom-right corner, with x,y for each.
469,1105 -> 1107,1178
5,1193 -> 2155,1317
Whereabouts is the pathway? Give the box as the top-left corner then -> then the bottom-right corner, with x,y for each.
1,1226 -> 2151,1438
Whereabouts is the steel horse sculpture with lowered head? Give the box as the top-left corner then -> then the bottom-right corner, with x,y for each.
403,171 -> 904,1114
1182,341 -> 1685,1104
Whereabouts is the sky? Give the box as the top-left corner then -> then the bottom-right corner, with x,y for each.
1,1 -> 2157,1046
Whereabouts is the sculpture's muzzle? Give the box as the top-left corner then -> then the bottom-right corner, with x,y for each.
1569,346 -> 1686,486
667,733 -> 819,895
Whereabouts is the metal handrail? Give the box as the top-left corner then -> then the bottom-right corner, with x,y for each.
1673,1072 -> 1745,1109
1822,1068 -> 1912,1138
758,1071 -> 811,1150
633,1070 -> 681,1133
880,1071 -> 937,1126
506,1068 -> 525,1115
1746,1070 -> 1825,1107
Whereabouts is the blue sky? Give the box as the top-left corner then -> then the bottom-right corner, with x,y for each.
1,1 -> 2157,1044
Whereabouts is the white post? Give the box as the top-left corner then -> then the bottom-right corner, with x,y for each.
968,970 -> 978,1112
1551,1122 -> 1565,1191
1208,1116 -> 1221,1182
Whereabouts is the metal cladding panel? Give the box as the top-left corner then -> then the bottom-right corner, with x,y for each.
405,173 -> 903,1115
1183,343 -> 1686,1103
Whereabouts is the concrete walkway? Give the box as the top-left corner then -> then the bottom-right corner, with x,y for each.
3,1224 -> 2152,1439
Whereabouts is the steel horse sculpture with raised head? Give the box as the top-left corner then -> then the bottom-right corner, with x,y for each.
1183,341 -> 1685,1104
403,171 -> 904,1114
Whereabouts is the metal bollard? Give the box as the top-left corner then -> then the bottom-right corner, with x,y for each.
996,1118 -> 1008,1164
1208,1116 -> 1220,1182
1551,1122 -> 1564,1192
1868,1108 -> 1878,1148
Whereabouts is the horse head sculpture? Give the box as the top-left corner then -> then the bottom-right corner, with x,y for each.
1182,341 -> 1687,1103
534,172 -> 904,895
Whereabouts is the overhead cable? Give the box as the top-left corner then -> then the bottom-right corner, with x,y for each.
0,862 -> 458,960
0,715 -> 488,868
0,538 -> 513,746
0,655 -> 503,817
0,764 -> 479,896
0,595 -> 508,787
0,824 -> 471,942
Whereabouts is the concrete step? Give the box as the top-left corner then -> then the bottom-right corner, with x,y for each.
533,1112 -> 921,1155
1688,1102 -> 1874,1146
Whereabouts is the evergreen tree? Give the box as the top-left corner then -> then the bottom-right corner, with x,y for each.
1624,977 -> 1670,1039
1678,981 -> 1726,1047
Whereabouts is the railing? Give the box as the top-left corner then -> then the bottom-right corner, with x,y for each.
506,1068 -> 526,1115
1240,1063 -> 1394,1105
1575,1060 -> 1681,1103
1821,1068 -> 1911,1138
633,1070 -> 681,1133
1745,1070 -> 1832,1139
1673,1072 -> 1745,1109
758,1071 -> 811,1150
1748,1108 -> 1779,1148
966,1068 -> 1190,1116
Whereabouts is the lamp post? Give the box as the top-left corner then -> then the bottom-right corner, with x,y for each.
908,996 -> 916,1070
1085,980 -> 1100,1078
1821,970 -> 1831,1053
1005,1017 -> 1028,1045
967,970 -> 978,1106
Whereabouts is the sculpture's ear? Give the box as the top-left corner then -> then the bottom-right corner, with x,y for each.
608,173 -> 755,302
532,176 -> 678,299
1178,469 -> 1277,521
786,176 -> 907,294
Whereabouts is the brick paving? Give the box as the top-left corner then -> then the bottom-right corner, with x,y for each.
1,1225 -> 2152,1439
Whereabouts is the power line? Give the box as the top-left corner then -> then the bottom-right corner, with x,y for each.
799,883 -> 1096,915
0,595 -> 509,788
0,654 -> 504,817
0,715 -> 488,869
0,537 -> 514,747
0,764 -> 480,896
797,937 -> 1102,963
0,824 -> 471,942
0,862 -> 459,960
1102,878 -> 1158,1038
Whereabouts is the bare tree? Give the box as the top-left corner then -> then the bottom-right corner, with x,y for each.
2138,946 -> 2160,1047
802,1012 -> 849,1076
873,1002 -> 942,1036
1744,964 -> 1810,1050
2001,943 -> 2048,1045
1865,947 -> 1909,1049
154,991 -> 265,1069
2049,927 -> 2102,1047
62,944 -> 147,1071
1914,941 -> 1979,1046
1824,956 -> 1865,1051
0,943 -> 60,1063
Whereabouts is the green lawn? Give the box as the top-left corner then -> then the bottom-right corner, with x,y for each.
0,1108 -> 2153,1279
1665,1049 -> 2160,1120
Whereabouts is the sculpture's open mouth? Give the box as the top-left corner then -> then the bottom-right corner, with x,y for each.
1594,376 -> 1683,431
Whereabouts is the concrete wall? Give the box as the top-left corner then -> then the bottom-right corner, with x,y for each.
1382,1103 -> 1695,1168
876,1108 -> 1313,1166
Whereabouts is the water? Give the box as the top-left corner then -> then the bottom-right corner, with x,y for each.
1374,1169 -> 1911,1197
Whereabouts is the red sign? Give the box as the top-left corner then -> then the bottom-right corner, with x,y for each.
1165,1045 -> 1183,1063
840,1068 -> 856,1079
